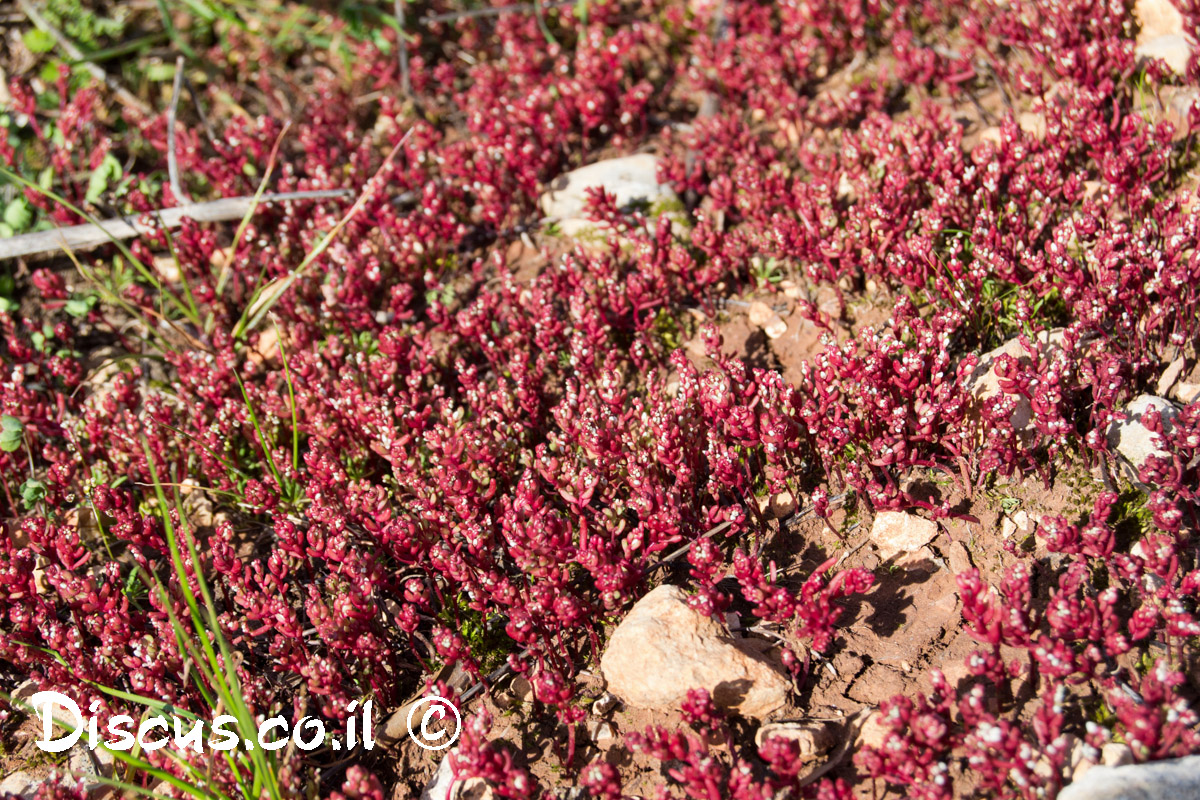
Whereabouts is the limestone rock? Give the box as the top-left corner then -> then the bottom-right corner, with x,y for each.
870,511 -> 938,562
1101,743 -> 1134,767
1157,356 -> 1186,396
758,490 -> 798,519
1106,395 -> 1179,483
592,691 -> 620,716
1001,510 -> 1035,540
1017,112 -> 1047,139
965,330 -> 1065,437
1172,381 -> 1200,404
755,721 -> 836,758
1134,0 -> 1193,76
747,301 -> 788,340
540,154 -> 677,237
1137,34 -> 1194,75
421,757 -> 495,800
0,773 -> 38,800
586,719 -> 617,748
945,540 -> 974,574
855,710 -> 889,750
421,757 -> 457,800
1135,0 -> 1187,43
1058,755 -> 1200,800
600,585 -> 790,719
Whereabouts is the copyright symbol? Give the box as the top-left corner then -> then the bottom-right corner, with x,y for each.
406,695 -> 462,751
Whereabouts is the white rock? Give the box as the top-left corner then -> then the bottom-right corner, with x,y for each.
754,721 -> 836,758
1157,357 -> 1186,396
747,301 -> 788,340
592,691 -> 620,716
1136,0 -> 1187,43
455,778 -> 493,800
1106,395 -> 1179,482
540,154 -> 677,237
586,718 -> 617,747
1059,755 -> 1200,800
1001,510 -> 1035,540
758,491 -> 798,519
870,511 -> 938,562
1137,33 -> 1195,75
855,710 -> 890,749
1172,381 -> 1200,404
11,681 -> 84,733
1101,743 -> 1134,767
421,756 -> 494,800
965,330 -> 1065,436
0,773 -> 38,800
1018,112 -> 1046,139
600,585 -> 791,719
421,755 -> 457,800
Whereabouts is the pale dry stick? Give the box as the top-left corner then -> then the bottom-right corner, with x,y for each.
420,0 -> 573,24
16,0 -> 152,117
167,56 -> 192,204
0,190 -> 352,261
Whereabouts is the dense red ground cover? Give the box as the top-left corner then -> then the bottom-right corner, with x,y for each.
1,0 -> 1199,797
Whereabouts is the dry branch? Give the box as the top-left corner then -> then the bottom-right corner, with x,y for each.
0,190 -> 352,261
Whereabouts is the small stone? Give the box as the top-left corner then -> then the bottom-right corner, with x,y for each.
11,681 -> 83,733
1157,357 -> 1186,397
600,585 -> 791,719
1137,34 -> 1195,75
0,773 -> 38,800
1000,510 -> 1034,540
1059,754 -> 1200,800
747,301 -> 788,339
1136,0 -> 1187,43
978,126 -> 1002,146
152,254 -> 182,283
855,710 -> 890,750
1101,743 -> 1134,767
421,756 -> 456,800
869,511 -> 938,562
250,326 -> 280,365
779,280 -> 804,300
586,719 -> 617,747
758,490 -> 798,519
965,330 -> 1065,437
540,154 -> 677,237
1157,88 -> 1200,140
836,173 -> 855,202
945,540 -> 973,575
1172,381 -> 1200,404
894,545 -> 937,572
510,676 -> 534,704
1106,395 -> 1179,483
455,778 -> 494,800
1017,112 -> 1046,139
754,721 -> 836,758
592,691 -> 620,716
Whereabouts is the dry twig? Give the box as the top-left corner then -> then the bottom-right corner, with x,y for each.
0,190 -> 352,261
